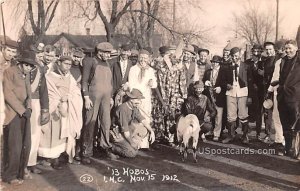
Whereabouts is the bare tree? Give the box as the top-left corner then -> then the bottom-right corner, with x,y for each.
27,0 -> 60,40
233,0 -> 275,45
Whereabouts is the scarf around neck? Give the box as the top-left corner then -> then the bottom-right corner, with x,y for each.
137,62 -> 150,81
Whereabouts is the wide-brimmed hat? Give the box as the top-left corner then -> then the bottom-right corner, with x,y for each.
211,55 -> 222,63
183,45 -> 195,55
17,51 -> 38,66
96,42 -> 114,52
126,88 -> 145,99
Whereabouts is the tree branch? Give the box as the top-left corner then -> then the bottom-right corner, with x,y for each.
27,0 -> 39,35
45,0 -> 59,32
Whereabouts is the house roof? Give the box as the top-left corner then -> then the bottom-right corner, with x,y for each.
20,33 -> 162,55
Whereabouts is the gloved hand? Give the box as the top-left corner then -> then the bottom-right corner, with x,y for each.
40,111 -> 50,125
22,108 -> 32,119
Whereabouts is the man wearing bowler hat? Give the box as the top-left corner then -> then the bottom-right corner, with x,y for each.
203,55 -> 227,141
2,50 -> 37,185
223,47 -> 254,144
81,42 -> 116,164
111,89 -> 155,158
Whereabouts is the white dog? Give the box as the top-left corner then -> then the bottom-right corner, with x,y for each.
176,114 -> 201,163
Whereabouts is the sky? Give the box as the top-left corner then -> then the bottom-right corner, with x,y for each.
1,0 -> 300,55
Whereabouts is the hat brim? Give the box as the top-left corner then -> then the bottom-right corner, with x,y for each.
183,49 -> 195,55
18,58 -> 38,66
125,91 -> 145,99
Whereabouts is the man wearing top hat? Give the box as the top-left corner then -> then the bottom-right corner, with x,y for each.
1,39 -> 19,70
111,88 -> 155,158
81,42 -> 116,164
111,44 -> 133,98
2,50 -> 37,185
203,55 -> 227,141
26,43 -> 50,174
223,47 -> 254,144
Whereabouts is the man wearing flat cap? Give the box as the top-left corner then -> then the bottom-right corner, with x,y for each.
223,47 -> 254,144
70,48 -> 85,89
246,44 -> 266,140
202,55 -> 227,141
110,89 -> 155,157
111,44 -> 133,97
39,55 -> 83,169
81,42 -> 116,164
182,45 -> 198,95
2,50 -> 37,185
0,39 -> 19,70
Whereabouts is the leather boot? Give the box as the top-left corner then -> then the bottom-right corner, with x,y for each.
241,122 -> 249,144
222,122 -> 236,144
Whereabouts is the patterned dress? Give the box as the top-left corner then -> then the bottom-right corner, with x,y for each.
154,57 -> 187,143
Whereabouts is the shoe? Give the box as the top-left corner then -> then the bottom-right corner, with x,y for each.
256,134 -> 263,141
81,157 -> 91,165
201,134 -> 207,142
28,166 -> 42,174
106,151 -> 120,160
51,159 -> 63,170
213,136 -> 219,142
275,143 -> 285,156
69,159 -> 81,165
222,137 -> 233,144
241,135 -> 249,144
8,179 -> 23,185
24,172 -> 32,180
263,135 -> 271,144
39,159 -> 51,167
74,156 -> 81,161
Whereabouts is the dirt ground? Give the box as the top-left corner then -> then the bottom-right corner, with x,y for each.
1,128 -> 300,191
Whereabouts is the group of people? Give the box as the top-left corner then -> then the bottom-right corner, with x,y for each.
0,36 -> 299,186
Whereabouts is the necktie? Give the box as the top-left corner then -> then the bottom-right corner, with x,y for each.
234,64 -> 238,81
121,61 -> 126,78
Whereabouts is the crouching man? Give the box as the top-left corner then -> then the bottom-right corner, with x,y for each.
183,81 -> 217,139
110,89 -> 155,158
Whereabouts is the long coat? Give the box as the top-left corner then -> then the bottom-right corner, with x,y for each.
202,66 -> 227,107
3,65 -> 31,125
111,58 -> 132,95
